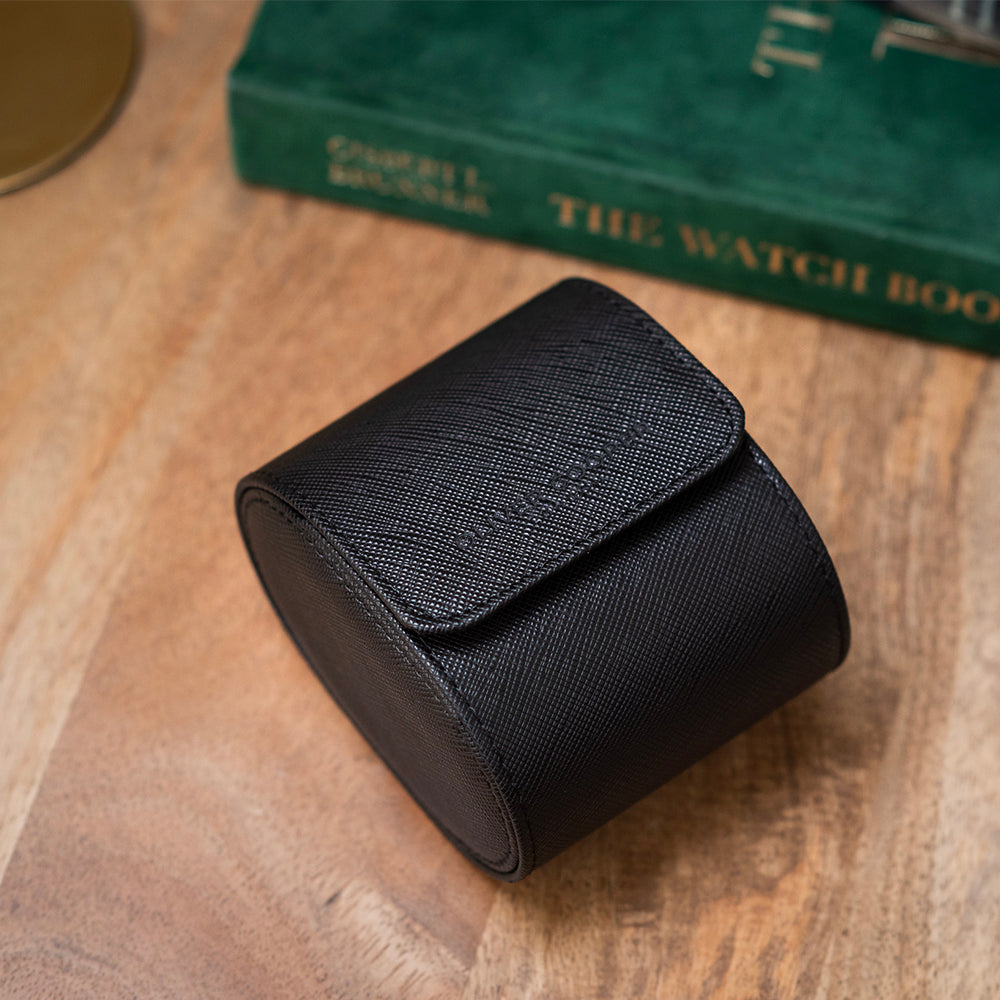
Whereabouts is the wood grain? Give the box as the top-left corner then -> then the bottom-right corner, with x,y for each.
1,3 -> 998,997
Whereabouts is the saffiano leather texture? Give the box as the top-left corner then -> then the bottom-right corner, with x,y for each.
236,278 -> 850,880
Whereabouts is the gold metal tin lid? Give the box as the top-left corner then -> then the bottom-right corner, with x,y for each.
0,0 -> 136,195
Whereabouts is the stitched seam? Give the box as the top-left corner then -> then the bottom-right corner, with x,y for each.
242,493 -> 520,873
746,448 -> 850,662
266,280 -> 744,629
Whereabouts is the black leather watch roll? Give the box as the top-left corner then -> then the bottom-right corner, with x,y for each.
236,278 -> 850,881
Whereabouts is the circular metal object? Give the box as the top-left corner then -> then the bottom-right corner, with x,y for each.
0,0 -> 137,195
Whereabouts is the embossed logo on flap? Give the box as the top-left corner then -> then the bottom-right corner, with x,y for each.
454,418 -> 649,553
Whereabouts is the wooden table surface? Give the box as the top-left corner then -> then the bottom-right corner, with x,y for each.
2,3 -> 998,997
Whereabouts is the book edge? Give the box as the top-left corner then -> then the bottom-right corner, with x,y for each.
227,70 -> 1000,269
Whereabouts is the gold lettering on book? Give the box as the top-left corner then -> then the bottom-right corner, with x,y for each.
326,136 -> 492,216
677,228 -> 998,324
887,272 -> 1000,323
678,225 -> 875,300
678,224 -> 717,257
751,2 -> 834,77
541,202 -> 996,330
548,194 -> 663,247
758,241 -> 796,274
851,262 -> 871,295
549,193 -> 587,228
921,280 -> 961,314
726,236 -> 760,269
962,290 -> 1000,324
788,251 -> 843,287
885,271 -> 911,305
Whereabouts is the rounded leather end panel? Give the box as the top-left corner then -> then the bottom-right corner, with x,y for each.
237,486 -> 529,880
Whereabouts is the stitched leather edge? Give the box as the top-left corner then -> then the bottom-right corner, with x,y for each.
263,278 -> 747,633
238,489 -> 535,878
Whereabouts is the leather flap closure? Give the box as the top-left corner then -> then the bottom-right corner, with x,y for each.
258,279 -> 745,633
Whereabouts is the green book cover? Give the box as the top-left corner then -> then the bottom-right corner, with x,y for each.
228,0 -> 1000,355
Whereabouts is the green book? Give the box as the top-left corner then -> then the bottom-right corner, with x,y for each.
229,0 -> 1000,355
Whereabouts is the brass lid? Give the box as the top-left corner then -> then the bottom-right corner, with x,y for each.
0,0 -> 137,195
